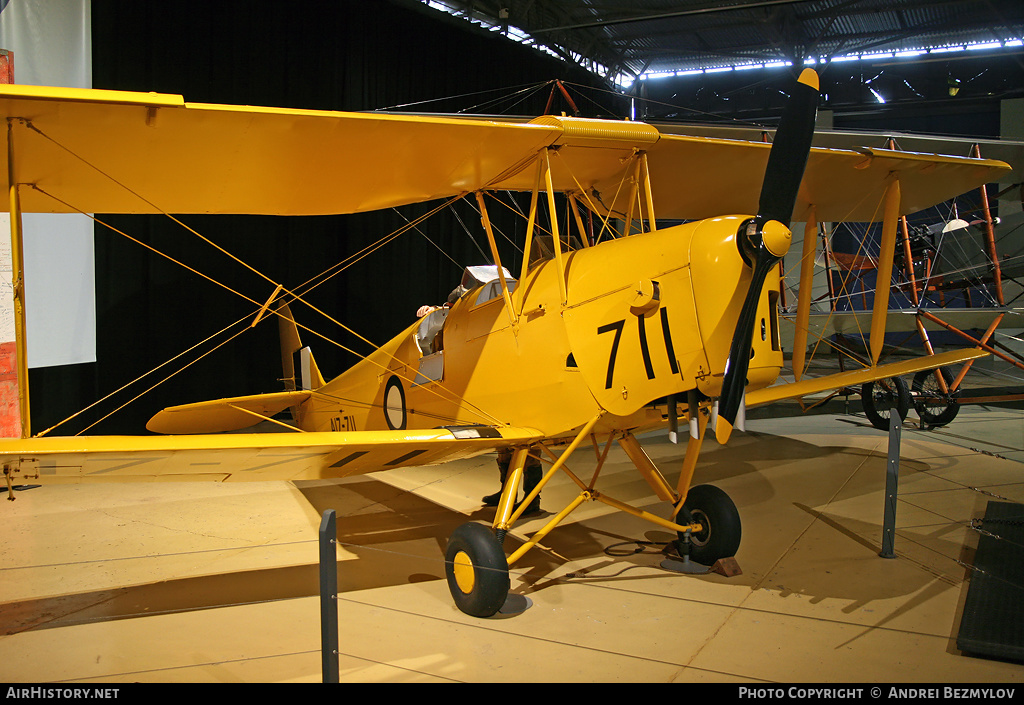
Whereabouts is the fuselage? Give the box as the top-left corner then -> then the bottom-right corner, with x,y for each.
296,214 -> 783,440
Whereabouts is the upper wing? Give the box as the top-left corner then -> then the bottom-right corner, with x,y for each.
0,84 -> 561,216
656,122 -> 1024,177
641,139 -> 1011,222
0,424 -> 543,484
0,85 -> 1009,221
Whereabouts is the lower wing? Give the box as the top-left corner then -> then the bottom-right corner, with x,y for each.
746,348 -> 987,408
0,425 -> 543,487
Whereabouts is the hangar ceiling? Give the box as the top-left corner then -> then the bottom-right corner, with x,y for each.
417,0 -> 1024,86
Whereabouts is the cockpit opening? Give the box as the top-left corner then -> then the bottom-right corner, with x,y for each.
412,265 -> 518,385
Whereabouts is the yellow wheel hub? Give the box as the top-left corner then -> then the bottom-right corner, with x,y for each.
452,551 -> 475,594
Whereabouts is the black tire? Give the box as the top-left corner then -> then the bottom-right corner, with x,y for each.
912,367 -> 960,427
677,485 -> 741,565
444,522 -> 509,618
861,377 -> 910,431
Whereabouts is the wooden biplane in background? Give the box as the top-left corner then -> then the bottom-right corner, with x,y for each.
0,71 -> 1009,617
664,121 -> 1024,430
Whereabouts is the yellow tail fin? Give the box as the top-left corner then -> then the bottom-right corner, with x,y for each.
277,302 -> 325,391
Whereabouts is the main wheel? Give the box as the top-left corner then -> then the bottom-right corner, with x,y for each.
444,522 -> 510,618
912,367 -> 960,427
861,377 -> 910,431
677,484 -> 741,565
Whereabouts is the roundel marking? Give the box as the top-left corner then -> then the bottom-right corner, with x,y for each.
384,375 -> 407,430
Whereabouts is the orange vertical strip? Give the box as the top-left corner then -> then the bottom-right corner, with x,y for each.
0,342 -> 22,437
0,50 -> 12,84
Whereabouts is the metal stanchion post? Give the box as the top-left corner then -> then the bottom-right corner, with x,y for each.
879,403 -> 901,558
320,509 -> 339,683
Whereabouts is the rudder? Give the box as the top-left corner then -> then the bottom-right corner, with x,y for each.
277,302 -> 325,392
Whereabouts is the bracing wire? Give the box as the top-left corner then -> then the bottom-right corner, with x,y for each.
28,172 -> 505,431
780,183 -> 1024,386
373,81 -> 551,114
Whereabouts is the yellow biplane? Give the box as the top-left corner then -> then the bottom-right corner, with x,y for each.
0,70 -> 1008,617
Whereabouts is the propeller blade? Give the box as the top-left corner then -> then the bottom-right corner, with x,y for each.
716,69 -> 819,445
757,68 -> 820,227
715,236 -> 782,444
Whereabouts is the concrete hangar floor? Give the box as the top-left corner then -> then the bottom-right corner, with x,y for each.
1,381 -> 1023,683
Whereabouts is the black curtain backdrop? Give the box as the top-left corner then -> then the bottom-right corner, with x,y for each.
30,0 -> 616,435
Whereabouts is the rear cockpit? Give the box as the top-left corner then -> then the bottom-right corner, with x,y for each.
414,265 -> 517,385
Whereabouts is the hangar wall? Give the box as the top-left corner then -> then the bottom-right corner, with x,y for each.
29,0 -> 607,435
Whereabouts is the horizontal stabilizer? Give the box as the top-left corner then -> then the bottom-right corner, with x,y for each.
146,391 -> 311,434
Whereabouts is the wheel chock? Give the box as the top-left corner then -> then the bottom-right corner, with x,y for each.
711,556 -> 742,577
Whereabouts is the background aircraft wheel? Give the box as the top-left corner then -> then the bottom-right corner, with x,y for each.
912,367 -> 960,427
444,522 -> 510,618
861,377 -> 910,431
678,485 -> 741,565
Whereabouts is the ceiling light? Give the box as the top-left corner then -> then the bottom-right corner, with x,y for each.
968,41 -> 1003,51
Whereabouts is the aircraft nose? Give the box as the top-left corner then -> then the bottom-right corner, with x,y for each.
760,220 -> 792,259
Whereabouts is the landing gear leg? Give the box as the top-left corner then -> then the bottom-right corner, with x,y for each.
665,402 -> 742,571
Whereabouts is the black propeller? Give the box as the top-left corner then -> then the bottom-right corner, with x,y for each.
715,68 -> 819,444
